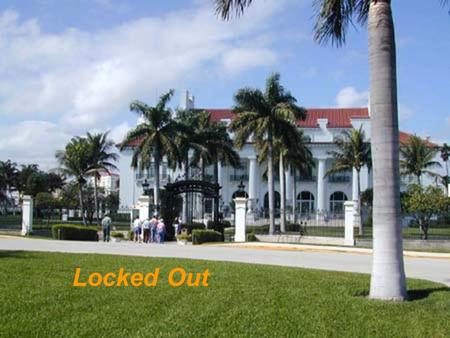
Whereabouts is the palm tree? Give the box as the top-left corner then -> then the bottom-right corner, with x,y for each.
400,135 -> 441,185
56,137 -> 91,225
86,132 -> 118,227
326,127 -> 371,235
185,110 -> 241,221
440,143 -> 449,195
214,0 -> 450,302
121,90 -> 180,216
258,132 -> 312,232
231,73 -> 306,234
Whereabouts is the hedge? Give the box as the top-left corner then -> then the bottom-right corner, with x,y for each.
52,224 -> 98,241
207,220 -> 231,234
191,229 -> 223,245
180,222 -> 205,234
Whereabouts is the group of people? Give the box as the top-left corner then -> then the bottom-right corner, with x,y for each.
133,215 -> 166,244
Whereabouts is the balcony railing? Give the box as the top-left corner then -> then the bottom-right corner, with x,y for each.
135,173 -> 168,181
230,174 -> 249,181
328,175 -> 351,183
298,175 -> 317,182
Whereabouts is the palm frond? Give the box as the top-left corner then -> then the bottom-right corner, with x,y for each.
214,0 -> 253,20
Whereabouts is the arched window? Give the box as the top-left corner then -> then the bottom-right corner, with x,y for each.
297,191 -> 315,215
329,191 -> 348,213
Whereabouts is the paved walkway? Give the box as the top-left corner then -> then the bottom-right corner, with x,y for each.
1,236 -> 449,286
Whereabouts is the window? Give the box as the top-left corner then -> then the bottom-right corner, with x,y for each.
230,161 -> 248,181
329,191 -> 348,214
297,191 -> 315,215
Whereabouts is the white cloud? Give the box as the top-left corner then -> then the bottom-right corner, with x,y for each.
335,87 -> 368,107
0,121 -> 70,170
0,1 -> 293,167
221,47 -> 277,74
0,1 -> 288,129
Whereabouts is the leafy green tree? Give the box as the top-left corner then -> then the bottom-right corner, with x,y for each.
402,184 -> 449,240
0,160 -> 18,211
16,164 -> 39,197
121,90 -> 180,216
327,127 -> 371,235
230,73 -> 306,234
213,0 -> 450,301
400,135 -> 441,185
104,192 -> 120,214
56,137 -> 91,225
86,131 -> 118,227
35,192 -> 60,226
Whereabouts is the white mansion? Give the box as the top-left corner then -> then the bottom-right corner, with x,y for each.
118,91 -> 440,220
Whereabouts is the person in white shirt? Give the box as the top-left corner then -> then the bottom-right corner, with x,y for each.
133,217 -> 142,243
142,218 -> 151,243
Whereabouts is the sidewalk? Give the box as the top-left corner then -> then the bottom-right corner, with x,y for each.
1,235 -> 449,286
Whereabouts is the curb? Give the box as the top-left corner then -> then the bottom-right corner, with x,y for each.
215,242 -> 450,260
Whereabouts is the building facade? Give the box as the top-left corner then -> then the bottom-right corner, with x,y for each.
118,92 -> 443,221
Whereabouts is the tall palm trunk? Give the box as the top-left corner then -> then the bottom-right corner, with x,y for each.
369,0 -> 407,301
267,129 -> 275,234
183,155 -> 189,223
292,168 -> 297,225
78,181 -> 87,225
213,161 -> 220,221
279,154 -> 286,232
357,169 -> 363,236
93,175 -> 100,227
154,157 -> 160,217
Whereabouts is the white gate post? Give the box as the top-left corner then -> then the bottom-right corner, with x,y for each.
138,195 -> 150,221
21,195 -> 33,236
344,201 -> 355,246
234,197 -> 247,242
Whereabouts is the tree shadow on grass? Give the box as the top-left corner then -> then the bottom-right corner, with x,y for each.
0,250 -> 31,259
355,287 -> 450,301
407,287 -> 450,301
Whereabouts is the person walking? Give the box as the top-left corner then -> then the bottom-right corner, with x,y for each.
142,217 -> 151,243
150,215 -> 158,243
173,217 -> 180,236
157,218 -> 166,244
133,216 -> 142,243
101,214 -> 112,242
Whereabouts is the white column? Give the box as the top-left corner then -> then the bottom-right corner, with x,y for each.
317,159 -> 326,214
21,195 -> 33,236
352,168 -> 359,201
248,156 -> 258,214
234,197 -> 247,242
344,201 -> 355,246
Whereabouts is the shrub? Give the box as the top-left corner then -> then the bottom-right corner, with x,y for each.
111,231 -> 124,239
207,220 -> 231,234
52,224 -> 98,241
128,230 -> 135,241
247,232 -> 258,242
191,229 -> 223,245
246,224 -> 269,234
180,222 -> 205,234
176,232 -> 190,241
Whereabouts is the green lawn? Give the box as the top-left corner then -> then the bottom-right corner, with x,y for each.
0,252 -> 449,337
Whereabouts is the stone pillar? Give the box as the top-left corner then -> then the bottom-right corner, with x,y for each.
137,195 -> 150,221
21,195 -> 33,236
317,158 -> 326,219
234,197 -> 247,242
344,201 -> 355,246
248,156 -> 258,215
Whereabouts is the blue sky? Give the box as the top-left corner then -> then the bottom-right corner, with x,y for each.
0,0 -> 449,169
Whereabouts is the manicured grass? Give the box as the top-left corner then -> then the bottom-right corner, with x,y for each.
0,252 -> 449,337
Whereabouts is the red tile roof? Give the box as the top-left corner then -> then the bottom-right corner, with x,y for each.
206,107 -> 369,128
399,131 -> 436,147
